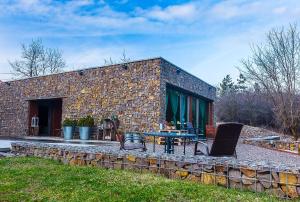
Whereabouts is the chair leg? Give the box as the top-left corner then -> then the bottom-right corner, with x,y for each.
143,143 -> 147,152
194,142 -> 198,155
234,150 -> 237,158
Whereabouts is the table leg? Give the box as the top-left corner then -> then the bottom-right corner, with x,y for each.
153,136 -> 156,152
167,137 -> 171,154
165,137 -> 168,153
183,138 -> 186,155
172,137 -> 175,154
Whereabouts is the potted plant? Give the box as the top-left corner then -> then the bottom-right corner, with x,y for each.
111,114 -> 120,129
78,115 -> 94,140
116,128 -> 124,143
63,118 -> 77,140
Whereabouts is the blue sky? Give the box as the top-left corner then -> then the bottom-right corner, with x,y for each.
0,0 -> 299,85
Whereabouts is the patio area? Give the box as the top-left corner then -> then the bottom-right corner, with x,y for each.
1,136 -> 299,168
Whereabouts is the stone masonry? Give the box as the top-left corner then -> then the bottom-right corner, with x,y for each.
11,142 -> 300,199
0,57 -> 216,136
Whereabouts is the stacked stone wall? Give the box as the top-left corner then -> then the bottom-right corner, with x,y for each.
0,59 -> 161,136
0,58 -> 216,136
0,81 -> 25,136
11,142 -> 300,199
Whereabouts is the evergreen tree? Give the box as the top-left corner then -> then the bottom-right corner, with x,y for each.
219,74 -> 234,95
235,73 -> 247,91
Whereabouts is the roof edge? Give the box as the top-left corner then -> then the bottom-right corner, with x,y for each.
159,57 -> 216,90
6,57 -> 163,83
5,57 -> 216,90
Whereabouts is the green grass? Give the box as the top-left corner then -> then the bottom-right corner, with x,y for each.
0,157 -> 284,202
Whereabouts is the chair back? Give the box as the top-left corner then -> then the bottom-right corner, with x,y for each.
186,122 -> 196,134
124,132 -> 144,144
209,123 -> 243,157
120,132 -> 147,151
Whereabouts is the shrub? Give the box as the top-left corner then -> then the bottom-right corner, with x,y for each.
77,115 -> 94,127
216,90 -> 275,127
63,118 -> 77,127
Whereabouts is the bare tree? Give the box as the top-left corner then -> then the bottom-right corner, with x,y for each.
9,39 -> 65,78
104,50 -> 131,65
120,49 -> 131,63
216,89 -> 275,127
239,24 -> 300,140
104,57 -> 115,65
216,74 -> 274,127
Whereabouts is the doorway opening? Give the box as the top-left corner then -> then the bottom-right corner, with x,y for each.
28,98 -> 62,136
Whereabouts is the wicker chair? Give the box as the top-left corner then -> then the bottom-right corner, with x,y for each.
194,123 -> 243,158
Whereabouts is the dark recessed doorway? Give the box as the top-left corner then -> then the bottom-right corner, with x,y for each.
28,98 -> 62,136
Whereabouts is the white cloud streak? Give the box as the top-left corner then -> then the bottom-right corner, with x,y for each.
135,3 -> 198,22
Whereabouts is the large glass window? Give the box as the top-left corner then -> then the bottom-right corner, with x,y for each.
198,99 -> 207,134
166,86 -> 209,134
166,89 -> 180,128
188,96 -> 197,128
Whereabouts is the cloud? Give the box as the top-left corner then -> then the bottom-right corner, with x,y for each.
64,46 -> 138,71
208,1 -> 261,20
135,3 -> 199,22
1,0 -> 298,37
0,0 -> 300,83
207,0 -> 300,22
273,7 -> 287,15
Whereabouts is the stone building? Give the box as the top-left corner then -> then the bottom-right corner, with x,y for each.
0,57 -> 216,137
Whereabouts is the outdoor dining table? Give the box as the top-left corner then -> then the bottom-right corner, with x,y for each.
143,132 -> 197,155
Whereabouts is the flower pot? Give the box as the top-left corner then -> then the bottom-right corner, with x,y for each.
79,127 -> 90,140
133,133 -> 141,143
63,126 -> 74,140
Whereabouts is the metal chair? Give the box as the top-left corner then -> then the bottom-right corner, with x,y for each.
118,132 -> 147,151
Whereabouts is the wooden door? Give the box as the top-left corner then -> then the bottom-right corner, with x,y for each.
51,100 -> 62,136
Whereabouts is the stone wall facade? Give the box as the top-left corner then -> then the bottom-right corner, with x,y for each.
11,142 -> 300,199
0,57 -> 216,137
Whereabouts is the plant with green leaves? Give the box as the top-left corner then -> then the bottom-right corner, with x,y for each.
62,118 -> 77,127
77,115 -> 94,127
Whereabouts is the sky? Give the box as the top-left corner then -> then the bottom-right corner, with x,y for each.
0,0 -> 300,85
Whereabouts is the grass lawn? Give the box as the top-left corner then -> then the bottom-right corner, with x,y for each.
0,157 -> 285,202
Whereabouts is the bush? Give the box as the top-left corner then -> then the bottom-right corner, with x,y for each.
77,115 -> 94,127
216,90 -> 275,127
63,118 -> 77,127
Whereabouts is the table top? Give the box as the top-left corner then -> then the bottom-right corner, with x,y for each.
143,132 -> 197,138
159,129 -> 188,133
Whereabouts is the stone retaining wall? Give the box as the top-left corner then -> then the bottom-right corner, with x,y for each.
243,139 -> 300,154
11,142 -> 300,199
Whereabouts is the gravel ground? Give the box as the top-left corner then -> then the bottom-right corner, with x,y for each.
240,125 -> 292,140
237,143 -> 300,166
142,141 -> 300,167
3,138 -> 300,168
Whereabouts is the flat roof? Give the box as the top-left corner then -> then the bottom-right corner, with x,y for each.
5,57 -> 215,89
